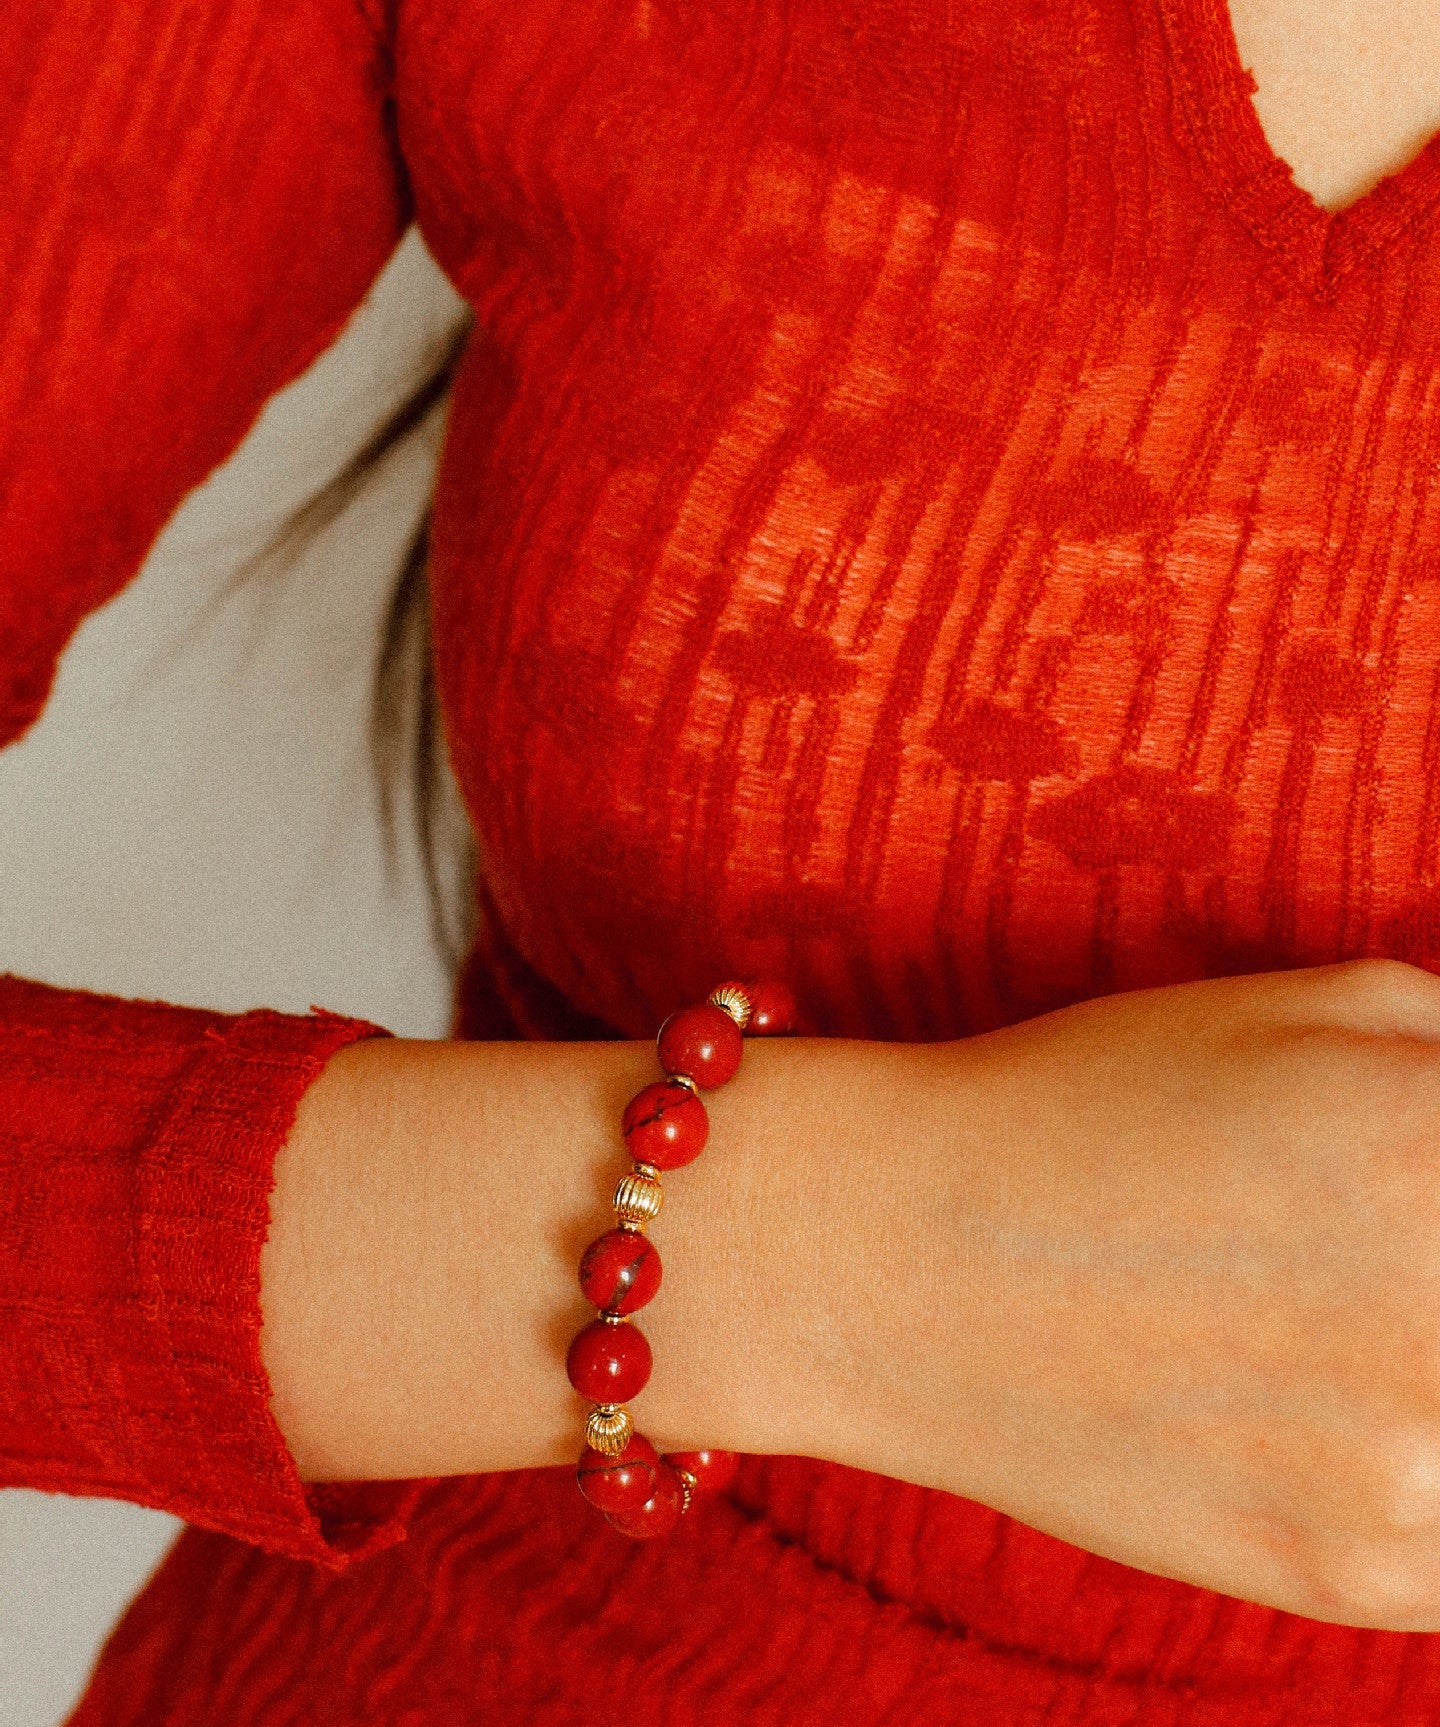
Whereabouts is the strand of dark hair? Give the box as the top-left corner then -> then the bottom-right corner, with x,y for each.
238,320 -> 477,967
373,492 -> 477,967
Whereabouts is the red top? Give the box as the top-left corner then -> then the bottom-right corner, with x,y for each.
8,0 -> 1440,1718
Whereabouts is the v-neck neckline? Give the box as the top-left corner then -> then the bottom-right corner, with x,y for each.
1156,0 -> 1440,297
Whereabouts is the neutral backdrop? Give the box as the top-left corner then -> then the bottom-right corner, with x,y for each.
0,231 -> 470,1727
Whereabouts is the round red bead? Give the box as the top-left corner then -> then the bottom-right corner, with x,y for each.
657,1002 -> 742,1090
621,1080 -> 710,1170
745,979 -> 799,1036
566,1318 -> 653,1403
578,1228 -> 662,1315
577,1433 -> 660,1516
605,1460 -> 685,1539
662,1448 -> 739,1493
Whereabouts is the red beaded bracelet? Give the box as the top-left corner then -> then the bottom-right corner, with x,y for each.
569,978 -> 797,1537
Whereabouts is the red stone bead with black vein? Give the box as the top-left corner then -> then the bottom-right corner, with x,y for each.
621,1079 -> 709,1170
576,1433 -> 660,1516
578,1227 -> 662,1314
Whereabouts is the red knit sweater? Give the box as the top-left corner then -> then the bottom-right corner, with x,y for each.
8,0 -> 1440,1718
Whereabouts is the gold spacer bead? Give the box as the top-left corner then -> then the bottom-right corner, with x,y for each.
613,1168 -> 664,1229
585,1405 -> 633,1456
708,984 -> 753,1030
667,1071 -> 700,1096
675,1466 -> 697,1515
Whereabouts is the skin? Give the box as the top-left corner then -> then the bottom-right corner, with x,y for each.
260,0 -> 1440,1634
1228,0 -> 1440,209
268,961 -> 1440,1631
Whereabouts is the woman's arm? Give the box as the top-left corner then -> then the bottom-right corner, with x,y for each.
261,1030 -> 892,1480
268,959 -> 1440,1630
0,0 -> 427,1571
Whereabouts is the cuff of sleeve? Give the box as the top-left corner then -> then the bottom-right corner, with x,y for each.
136,1006 -> 407,1570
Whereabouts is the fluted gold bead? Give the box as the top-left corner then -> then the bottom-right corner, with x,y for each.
675,1466 -> 697,1516
585,1405 -> 633,1456
613,1167 -> 664,1229
708,983 -> 753,1030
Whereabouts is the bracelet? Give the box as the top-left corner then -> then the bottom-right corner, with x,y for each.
569,978 -> 797,1538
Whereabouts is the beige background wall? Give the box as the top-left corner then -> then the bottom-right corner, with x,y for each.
0,233 -> 469,1727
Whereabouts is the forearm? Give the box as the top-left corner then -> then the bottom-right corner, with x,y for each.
260,1032 -> 934,1482
262,964 -> 1440,1630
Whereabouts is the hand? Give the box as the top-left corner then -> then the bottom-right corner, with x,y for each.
771,961 -> 1440,1630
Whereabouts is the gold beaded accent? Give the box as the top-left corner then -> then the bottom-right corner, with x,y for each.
675,1466 -> 697,1515
667,1071 -> 700,1096
613,1168 -> 664,1229
708,984 -> 753,1030
585,1405 -> 633,1456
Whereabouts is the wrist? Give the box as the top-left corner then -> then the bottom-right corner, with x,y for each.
638,1036 -> 947,1470
263,1026 -> 978,1489
700,1034 -> 1024,1498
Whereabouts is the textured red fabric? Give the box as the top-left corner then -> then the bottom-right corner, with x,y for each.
0,0 -> 408,746
0,0 -> 425,1572
0,978 -> 411,1565
10,0 -> 1440,1718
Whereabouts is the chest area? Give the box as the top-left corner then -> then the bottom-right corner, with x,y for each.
417,0 -> 1440,1034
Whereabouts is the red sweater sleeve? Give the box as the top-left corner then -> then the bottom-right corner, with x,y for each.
0,979 -> 422,1565
0,0 -> 411,749
0,1 -> 422,1565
